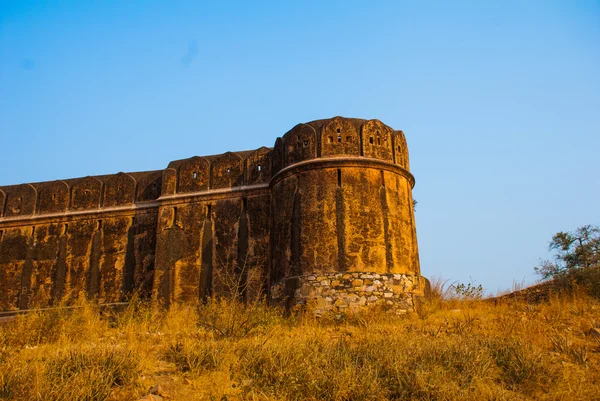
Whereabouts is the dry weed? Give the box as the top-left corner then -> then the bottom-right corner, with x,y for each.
0,293 -> 599,400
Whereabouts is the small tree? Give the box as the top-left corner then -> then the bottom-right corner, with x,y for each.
535,225 -> 600,296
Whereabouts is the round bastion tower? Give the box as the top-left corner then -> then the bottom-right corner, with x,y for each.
269,117 -> 424,313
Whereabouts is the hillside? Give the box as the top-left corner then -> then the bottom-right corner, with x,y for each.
1,292 -> 599,401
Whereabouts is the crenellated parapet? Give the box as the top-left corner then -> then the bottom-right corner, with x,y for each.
0,146 -> 275,220
273,117 -> 411,175
163,148 -> 274,197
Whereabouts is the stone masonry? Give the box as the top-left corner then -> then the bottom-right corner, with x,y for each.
0,117 -> 424,313
272,272 -> 423,315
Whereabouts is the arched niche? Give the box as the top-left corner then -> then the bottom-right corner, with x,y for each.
321,117 -> 360,157
103,172 -> 135,207
136,171 -> 162,202
0,189 -> 5,218
362,119 -> 394,161
158,205 -> 176,229
246,147 -> 272,185
283,123 -> 317,167
71,176 -> 102,211
211,152 -> 244,189
394,130 -> 409,169
271,137 -> 284,175
3,184 -> 36,217
36,181 -> 69,214
177,156 -> 209,193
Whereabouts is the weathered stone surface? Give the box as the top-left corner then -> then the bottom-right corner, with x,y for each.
0,117 -> 422,313
286,272 -> 425,313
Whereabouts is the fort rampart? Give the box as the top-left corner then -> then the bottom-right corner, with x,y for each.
0,117 -> 423,313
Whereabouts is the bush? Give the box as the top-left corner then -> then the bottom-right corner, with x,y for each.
195,297 -> 282,339
536,225 -> 600,298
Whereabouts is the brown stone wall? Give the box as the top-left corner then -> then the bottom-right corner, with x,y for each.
0,170 -> 162,311
270,163 -> 417,277
0,211 -> 158,310
0,116 -> 421,313
152,192 -> 271,306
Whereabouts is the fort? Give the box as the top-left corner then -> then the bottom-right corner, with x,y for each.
0,117 -> 424,313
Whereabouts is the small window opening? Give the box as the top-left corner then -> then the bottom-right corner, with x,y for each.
193,171 -> 197,179
97,220 -> 103,230
369,137 -> 374,144
52,193 -> 56,201
0,230 -> 3,242
328,136 -> 333,144
173,207 -> 178,225
398,146 -> 402,153
337,135 -> 342,143
337,128 -> 341,134
84,190 -> 90,195
31,226 -> 36,238
337,169 -> 342,187
226,168 -> 231,174
377,137 -> 381,146
206,204 -> 212,218
380,170 -> 385,187
303,140 -> 308,147
257,164 -> 262,172
346,136 -> 352,143
242,197 -> 248,208
63,223 -> 69,235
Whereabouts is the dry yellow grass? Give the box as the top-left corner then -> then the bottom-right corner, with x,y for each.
1,292 -> 599,400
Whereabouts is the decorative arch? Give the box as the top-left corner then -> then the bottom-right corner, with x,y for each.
211,152 -> 244,189
103,172 -> 136,207
36,180 -> 69,214
394,130 -> 409,169
321,117 -> 360,157
362,119 -> 394,161
246,147 -> 272,185
283,123 -> 317,167
3,184 -> 36,217
71,176 -> 102,210
271,137 -> 284,175
136,171 -> 163,201
177,156 -> 209,193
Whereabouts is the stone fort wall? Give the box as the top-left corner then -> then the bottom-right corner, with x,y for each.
0,117 -> 423,312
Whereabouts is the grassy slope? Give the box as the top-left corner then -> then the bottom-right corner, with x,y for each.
1,293 -> 599,401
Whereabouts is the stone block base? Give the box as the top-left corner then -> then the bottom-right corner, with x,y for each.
271,272 -> 425,315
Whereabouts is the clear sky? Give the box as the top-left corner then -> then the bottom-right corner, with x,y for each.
1,1 -> 599,294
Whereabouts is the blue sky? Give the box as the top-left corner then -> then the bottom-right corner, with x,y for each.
1,1 -> 599,293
